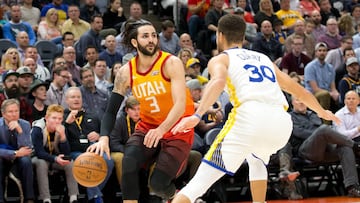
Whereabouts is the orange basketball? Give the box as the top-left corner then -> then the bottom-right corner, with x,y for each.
72,152 -> 108,187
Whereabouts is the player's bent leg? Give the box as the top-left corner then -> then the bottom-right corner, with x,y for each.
121,145 -> 144,200
247,155 -> 268,203
173,162 -> 225,203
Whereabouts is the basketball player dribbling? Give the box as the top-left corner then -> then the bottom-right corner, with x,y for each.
170,14 -> 340,203
87,19 -> 195,202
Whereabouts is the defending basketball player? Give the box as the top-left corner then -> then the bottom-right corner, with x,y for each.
170,14 -> 340,203
87,19 -> 194,202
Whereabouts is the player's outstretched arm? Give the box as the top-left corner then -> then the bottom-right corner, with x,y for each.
274,64 -> 340,124
172,54 -> 228,134
87,65 -> 131,158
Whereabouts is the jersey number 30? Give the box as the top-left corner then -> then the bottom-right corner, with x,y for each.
244,64 -> 276,83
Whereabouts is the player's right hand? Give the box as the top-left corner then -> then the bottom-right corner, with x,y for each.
171,115 -> 200,135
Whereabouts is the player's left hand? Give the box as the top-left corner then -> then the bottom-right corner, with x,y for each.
318,110 -> 341,125
171,115 -> 201,135
144,127 -> 166,148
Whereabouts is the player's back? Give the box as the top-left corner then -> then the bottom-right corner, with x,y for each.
224,48 -> 288,109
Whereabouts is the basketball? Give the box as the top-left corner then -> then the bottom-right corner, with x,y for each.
72,152 -> 108,187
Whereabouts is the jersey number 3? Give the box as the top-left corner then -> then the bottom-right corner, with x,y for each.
145,96 -> 160,113
244,64 -> 276,83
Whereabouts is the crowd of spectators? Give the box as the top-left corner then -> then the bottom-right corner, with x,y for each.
1,0 -> 360,202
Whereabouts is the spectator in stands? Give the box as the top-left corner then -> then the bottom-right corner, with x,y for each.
186,79 -> 223,138
276,0 -> 304,32
51,56 -> 77,89
75,14 -> 104,67
159,20 -> 181,55
325,36 -> 353,72
63,46 -> 81,85
334,90 -> 360,143
20,0 -> 40,32
319,0 -> 340,25
40,0 -> 68,24
16,66 -> 33,97
204,0 -> 227,51
79,68 -> 109,120
80,0 -> 101,23
338,14 -> 356,37
252,20 -> 283,63
353,24 -> 360,50
237,0 -> 255,24
254,0 -> 280,30
45,66 -> 69,108
99,35 -> 123,68
187,0 -> 211,43
61,5 -> 90,41
299,0 -> 319,17
284,19 -> 316,59
16,32 -> 44,68
102,0 -> 126,32
280,34 -> 312,78
24,46 -> 51,82
108,62 -> 121,87
304,18 -> 315,38
109,96 -> 140,188
28,80 -> 48,121
234,7 -> 257,48
178,33 -> 208,69
64,87 -> 114,203
177,48 -> 193,71
310,10 -> 327,42
126,1 -> 144,22
289,95 -> 360,197
0,48 -> 21,72
22,58 -> 37,79
0,99 -> 34,203
352,4 -> 360,29
2,4 -> 36,46
38,8 -> 62,41
336,48 -> 356,86
31,104 -> 79,203
317,18 -> 342,50
56,31 -> 75,57
338,57 -> 360,106
82,45 -> 99,70
304,42 -> 339,111
185,58 -> 208,85
273,19 -> 288,44
93,59 -> 111,95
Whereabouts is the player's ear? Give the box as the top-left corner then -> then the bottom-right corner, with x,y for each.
131,38 -> 137,49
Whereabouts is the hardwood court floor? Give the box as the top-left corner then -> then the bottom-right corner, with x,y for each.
235,197 -> 360,203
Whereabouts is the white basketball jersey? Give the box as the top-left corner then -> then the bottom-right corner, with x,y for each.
224,48 -> 289,109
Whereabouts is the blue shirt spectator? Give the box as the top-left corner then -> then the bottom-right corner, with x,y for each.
2,5 -> 36,45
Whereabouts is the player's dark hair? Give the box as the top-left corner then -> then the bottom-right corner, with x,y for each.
121,19 -> 153,51
218,14 -> 245,44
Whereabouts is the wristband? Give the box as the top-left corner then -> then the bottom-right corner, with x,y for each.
194,113 -> 202,119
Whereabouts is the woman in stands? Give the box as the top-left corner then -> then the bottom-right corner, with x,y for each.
38,8 -> 62,42
0,47 -> 21,72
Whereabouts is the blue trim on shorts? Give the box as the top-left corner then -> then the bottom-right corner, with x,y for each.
202,159 -> 235,176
